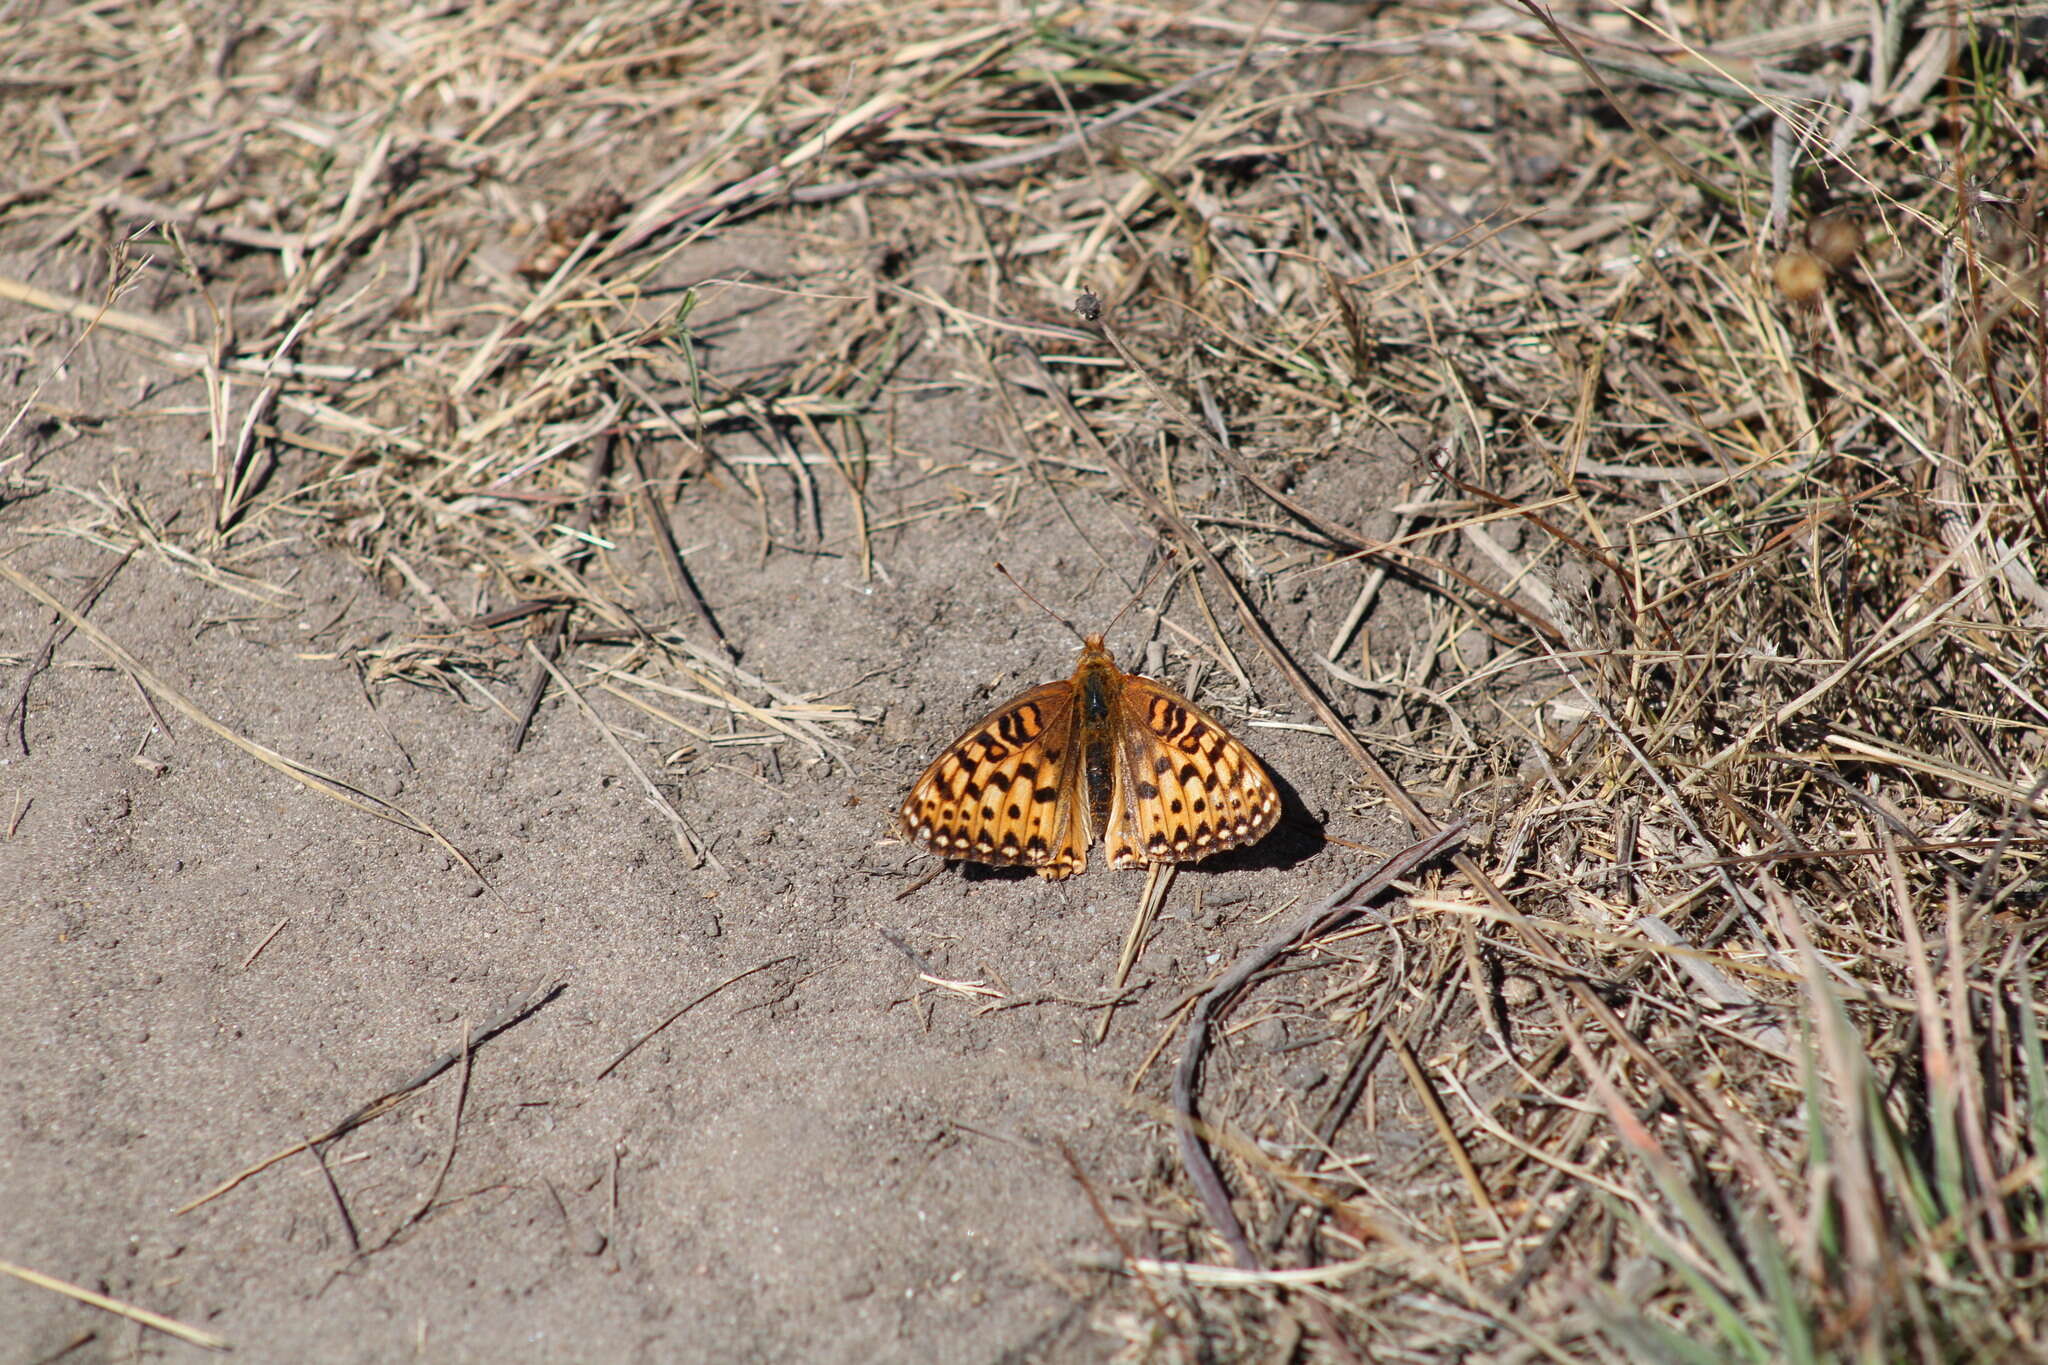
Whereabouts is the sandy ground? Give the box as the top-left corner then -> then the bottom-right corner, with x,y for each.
1,248 -> 1414,1361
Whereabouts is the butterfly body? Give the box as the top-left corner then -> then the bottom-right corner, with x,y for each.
898,634 -> 1281,880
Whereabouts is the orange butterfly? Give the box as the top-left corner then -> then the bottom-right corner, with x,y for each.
898,633 -> 1281,879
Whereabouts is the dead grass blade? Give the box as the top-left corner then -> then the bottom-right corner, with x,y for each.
525,642 -> 712,869
0,1259 -> 228,1353
0,559 -> 490,890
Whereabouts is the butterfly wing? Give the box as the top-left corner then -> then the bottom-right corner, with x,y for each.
897,680 -> 1090,879
1105,674 -> 1281,869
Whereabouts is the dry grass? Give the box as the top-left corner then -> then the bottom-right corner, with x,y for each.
4,0 -> 2046,1360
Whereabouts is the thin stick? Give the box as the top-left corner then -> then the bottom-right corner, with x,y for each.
369,1021 -> 475,1252
238,918 -> 289,970
596,956 -> 796,1079
631,444 -> 736,662
1173,823 -> 1468,1269
1058,1142 -> 1182,1344
176,978 -> 564,1215
0,272 -> 180,345
1085,320 -> 1561,643
1390,1029 -> 1509,1239
1323,487 -> 1428,663
308,1138 -> 361,1253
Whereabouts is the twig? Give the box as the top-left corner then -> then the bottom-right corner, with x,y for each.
1060,1142 -> 1183,1344
1174,823 -> 1468,1269
309,1139 -> 361,1254
0,272 -> 181,345
1094,861 -> 1173,1044
630,444 -> 736,662
1087,321 -> 1563,643
175,977 -> 565,1215
238,918 -> 290,970
1390,1030 -> 1509,1239
367,1021 -> 475,1253
596,956 -> 796,1079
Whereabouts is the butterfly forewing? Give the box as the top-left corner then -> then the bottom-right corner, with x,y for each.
896,680 -> 1090,878
1105,677 -> 1281,869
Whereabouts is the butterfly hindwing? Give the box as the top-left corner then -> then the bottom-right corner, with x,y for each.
896,680 -> 1089,878
1106,674 -> 1281,870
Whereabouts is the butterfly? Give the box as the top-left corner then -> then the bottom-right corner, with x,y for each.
897,633 -> 1281,879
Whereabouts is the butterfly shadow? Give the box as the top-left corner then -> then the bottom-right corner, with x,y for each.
1179,764 -> 1324,877
956,862 -> 1044,884
950,768 -> 1325,883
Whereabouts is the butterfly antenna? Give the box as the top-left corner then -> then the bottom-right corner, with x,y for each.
1101,554 -> 1175,640
993,562 -> 1086,643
